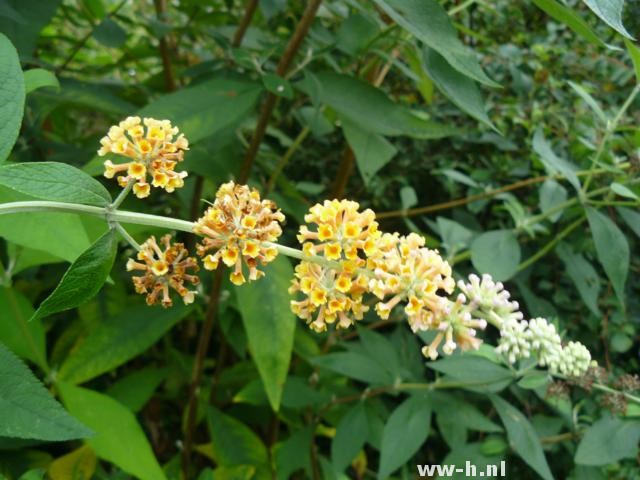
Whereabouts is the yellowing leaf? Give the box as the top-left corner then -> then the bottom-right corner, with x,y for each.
48,445 -> 96,480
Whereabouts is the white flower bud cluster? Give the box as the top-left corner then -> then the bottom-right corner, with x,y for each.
457,274 -> 523,325
496,316 -> 591,377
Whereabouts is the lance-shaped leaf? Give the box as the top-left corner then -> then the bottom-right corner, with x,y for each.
0,342 -> 92,441
583,0 -> 633,39
0,33 -> 25,163
32,229 -> 117,321
0,162 -> 111,206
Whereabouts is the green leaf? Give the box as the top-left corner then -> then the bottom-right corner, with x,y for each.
624,38 -> 640,84
0,287 -> 46,369
32,229 -> 117,321
336,13 -> 379,55
517,371 -> 550,390
471,230 -> 521,282
0,187 -> 91,263
490,395 -> 553,480
428,356 -> 514,393
532,129 -> 580,192
431,392 -> 503,433
378,394 -> 432,479
274,426 -> 313,480
568,81 -> 607,124
105,367 -> 167,412
297,72 -> 459,139
532,0 -> 606,48
311,351 -> 391,384
372,0 -> 498,87
262,73 -> 293,99
556,243 -> 601,316
236,256 -> 296,411
23,68 -> 59,95
139,77 -> 261,144
331,403 -> 369,472
423,47 -> 496,130
0,162 -> 111,206
206,407 -> 269,474
0,0 -> 61,57
0,342 -> 92,441
58,382 -> 166,480
583,0 -> 633,39
92,18 -> 127,48
342,119 -> 397,183
58,305 -> 190,384
586,207 -> 629,304
610,182 -> 638,200
575,415 -> 640,465
0,33 -> 25,163
539,179 -> 568,223
617,206 -> 640,238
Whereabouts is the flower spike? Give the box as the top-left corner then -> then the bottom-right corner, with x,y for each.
127,235 -> 199,307
99,116 -> 189,198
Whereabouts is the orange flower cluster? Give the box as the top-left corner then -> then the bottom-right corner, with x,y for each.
126,235 -> 199,307
99,116 -> 188,198
193,182 -> 284,285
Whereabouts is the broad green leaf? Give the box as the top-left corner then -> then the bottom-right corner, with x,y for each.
357,326 -> 402,380
617,206 -> 640,238
532,129 -> 580,192
58,382 -> 166,480
48,445 -> 96,480
625,38 -> 640,83
610,182 -> 638,199
0,0 -> 61,56
105,367 -> 167,412
0,162 -> 111,206
575,415 -> 640,465
262,73 -> 293,99
32,229 -> 117,321
236,256 -> 296,411
92,18 -> 127,48
539,179 -> 568,223
583,0 -> 633,39
372,0 -> 498,87
586,207 -> 629,304
517,371 -> 550,389
311,351 -> 391,384
342,119 -> 396,183
206,407 -> 269,477
532,0 -> 606,48
331,403 -> 369,472
0,342 -> 92,441
423,47 -> 495,130
0,287 -> 46,369
0,33 -> 25,163
23,69 -> 59,95
442,443 -> 505,479
428,356 -> 514,392
556,243 -> 601,316
431,392 -> 503,433
471,230 -> 521,282
58,305 -> 189,384
490,395 -> 553,480
274,426 -> 313,480
139,77 -> 261,143
297,72 -> 459,139
378,394 -> 432,479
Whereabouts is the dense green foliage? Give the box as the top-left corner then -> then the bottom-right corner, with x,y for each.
0,1 -> 639,479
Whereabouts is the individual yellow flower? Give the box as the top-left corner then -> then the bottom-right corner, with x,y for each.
98,116 -> 189,198
194,182 -> 285,285
369,232 -> 454,333
288,261 -> 369,332
126,235 -> 200,307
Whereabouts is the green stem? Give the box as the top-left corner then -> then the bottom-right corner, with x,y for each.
553,373 -> 640,405
110,179 -> 135,210
114,223 -> 141,250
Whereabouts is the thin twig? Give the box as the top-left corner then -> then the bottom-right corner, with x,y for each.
232,0 -> 259,47
153,0 -> 177,92
237,0 -> 323,183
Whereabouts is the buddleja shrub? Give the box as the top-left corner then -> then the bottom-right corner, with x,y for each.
1,2 -> 640,480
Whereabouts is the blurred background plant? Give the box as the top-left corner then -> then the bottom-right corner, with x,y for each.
0,0 -> 639,479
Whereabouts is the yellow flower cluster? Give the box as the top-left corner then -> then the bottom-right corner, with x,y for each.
368,232 -> 455,332
289,200 -> 380,331
194,182 -> 285,285
127,235 -> 199,307
98,116 -> 189,198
